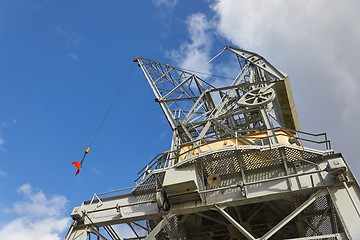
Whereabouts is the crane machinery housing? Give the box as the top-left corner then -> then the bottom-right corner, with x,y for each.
65,46 -> 360,240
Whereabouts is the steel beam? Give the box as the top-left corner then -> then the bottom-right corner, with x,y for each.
89,227 -> 108,240
342,181 -> 360,217
144,213 -> 174,240
103,225 -> 124,240
64,223 -> 88,240
137,58 -> 177,130
329,185 -> 360,239
195,212 -> 228,226
259,189 -> 326,240
283,233 -> 346,239
214,204 -> 256,240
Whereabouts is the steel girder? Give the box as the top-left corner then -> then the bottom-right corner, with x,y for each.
65,148 -> 360,239
134,46 -> 299,154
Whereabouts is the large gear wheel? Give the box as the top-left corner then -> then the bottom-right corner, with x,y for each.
237,86 -> 275,107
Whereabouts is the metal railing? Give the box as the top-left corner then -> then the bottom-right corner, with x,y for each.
135,128 -> 332,184
134,151 -> 177,184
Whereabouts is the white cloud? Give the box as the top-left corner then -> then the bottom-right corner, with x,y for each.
0,170 -> 6,177
153,0 -> 178,8
55,26 -> 82,48
0,137 -> 5,152
68,53 -> 78,61
0,120 -> 17,128
0,217 -> 69,240
0,184 -> 70,240
0,119 -> 16,152
55,26 -> 82,61
167,0 -> 360,175
212,0 -> 360,119
12,184 -> 67,217
167,13 -> 214,73
208,0 -> 360,173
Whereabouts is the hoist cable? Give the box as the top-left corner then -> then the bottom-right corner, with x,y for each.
72,61 -> 135,176
88,62 -> 135,147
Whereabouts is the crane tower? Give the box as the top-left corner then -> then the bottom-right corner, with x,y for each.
65,46 -> 360,240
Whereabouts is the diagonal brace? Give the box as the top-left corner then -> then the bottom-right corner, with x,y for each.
260,189 -> 326,240
214,204 -> 256,240
144,213 -> 175,240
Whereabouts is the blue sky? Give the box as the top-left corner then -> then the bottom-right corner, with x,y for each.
1,0 -> 359,238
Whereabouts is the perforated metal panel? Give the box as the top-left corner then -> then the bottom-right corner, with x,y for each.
202,150 -> 240,177
242,149 -> 282,170
133,172 -> 165,194
303,195 -> 342,238
285,147 -> 322,162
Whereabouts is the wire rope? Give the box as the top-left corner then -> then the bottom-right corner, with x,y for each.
88,62 -> 135,147
72,61 -> 135,175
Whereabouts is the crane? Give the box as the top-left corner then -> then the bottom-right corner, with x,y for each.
65,46 -> 360,240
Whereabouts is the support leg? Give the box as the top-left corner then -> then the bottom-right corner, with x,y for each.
144,213 -> 174,240
64,221 -> 89,240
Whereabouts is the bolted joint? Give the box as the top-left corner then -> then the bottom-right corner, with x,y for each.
70,206 -> 85,221
327,157 -> 348,177
338,173 -> 348,182
71,220 -> 78,228
115,204 -> 123,217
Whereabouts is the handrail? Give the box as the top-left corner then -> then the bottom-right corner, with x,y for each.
134,128 -> 332,184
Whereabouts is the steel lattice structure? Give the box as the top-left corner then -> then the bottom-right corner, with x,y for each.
65,46 -> 360,240
137,47 -> 298,151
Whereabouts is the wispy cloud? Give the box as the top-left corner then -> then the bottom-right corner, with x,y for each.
0,184 -> 70,240
152,0 -> 178,8
0,137 -> 5,152
0,120 -> 15,152
55,26 -> 83,61
167,13 -> 214,73
55,26 -> 82,48
152,0 -> 178,18
160,132 -> 167,140
68,53 -> 78,62
0,119 -> 16,128
0,170 -> 6,177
